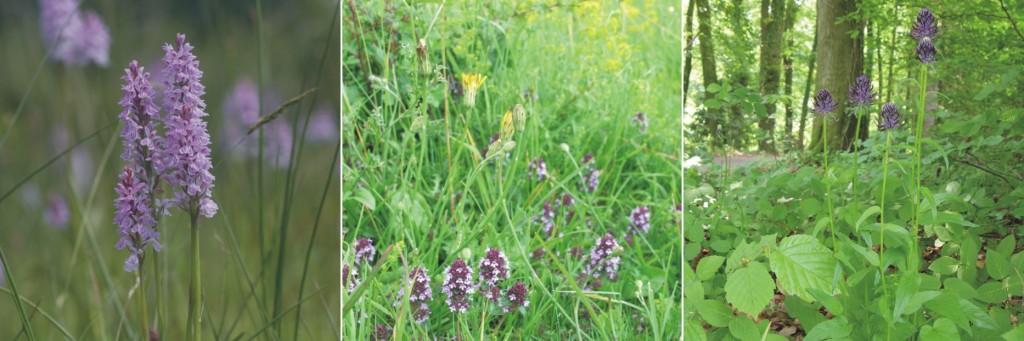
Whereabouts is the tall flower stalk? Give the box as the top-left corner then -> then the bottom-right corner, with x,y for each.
813,90 -> 838,247
848,75 -> 875,207
876,102 -> 902,340
910,8 -> 937,273
157,33 -> 218,341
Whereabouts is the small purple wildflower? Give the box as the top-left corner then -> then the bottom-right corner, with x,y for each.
531,248 -> 546,260
586,233 -> 622,282
442,258 -> 476,313
878,102 -> 903,131
534,201 -> 557,239
79,10 -> 110,66
848,75 -> 875,107
119,61 -> 162,171
527,156 -> 548,181
342,264 -> 357,293
306,105 -> 339,144
912,8 -> 938,41
114,166 -> 161,272
157,34 -> 217,218
628,205 -> 651,235
580,153 -> 600,193
813,90 -> 837,115
503,281 -> 530,313
371,324 -> 392,341
632,112 -> 649,134
221,78 -> 260,155
354,238 -> 376,264
570,246 -> 584,260
399,267 -> 433,323
624,234 -> 635,247
916,39 -> 937,64
478,248 -> 510,299
44,193 -> 70,230
558,193 -> 576,221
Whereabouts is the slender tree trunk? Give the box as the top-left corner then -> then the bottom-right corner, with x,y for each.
696,0 -> 721,146
809,0 -> 864,153
798,19 -> 818,150
782,0 -> 797,151
758,0 -> 786,154
683,0 -> 696,106
887,4 -> 898,103
726,0 -> 753,149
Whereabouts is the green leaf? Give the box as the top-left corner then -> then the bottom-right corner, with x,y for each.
684,278 -> 706,300
727,241 -> 763,274
988,250 -> 1012,280
920,318 -> 961,341
352,187 -> 376,210
855,206 -> 881,233
696,299 -> 735,328
960,299 -> 998,330
728,317 -> 761,341
705,98 -> 723,109
943,278 -> 978,301
685,319 -> 708,341
804,317 -> 852,341
707,83 -> 722,93
697,256 -> 726,280
977,281 -> 1009,304
725,262 -> 775,317
893,272 -> 921,321
808,288 -> 843,316
769,235 -> 839,301
785,295 -> 825,331
905,291 -> 941,315
930,256 -> 960,275
925,293 -> 971,334
1003,325 -> 1024,340
997,235 -> 1016,256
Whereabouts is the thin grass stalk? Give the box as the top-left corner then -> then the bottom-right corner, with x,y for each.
0,246 -> 35,340
851,106 -> 863,205
910,66 -> 927,272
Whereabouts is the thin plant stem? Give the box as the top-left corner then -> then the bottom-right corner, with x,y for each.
823,119 -> 836,248
851,106 -> 863,206
911,66 -> 928,273
189,210 -> 203,341
879,131 -> 892,341
138,256 -> 150,339
0,246 -> 35,341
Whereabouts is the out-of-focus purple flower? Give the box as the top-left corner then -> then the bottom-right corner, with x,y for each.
157,34 -> 217,218
306,105 -> 339,144
586,233 -> 621,282
342,264 -> 357,293
531,248 -> 546,260
354,238 -> 376,264
221,78 -> 260,155
70,148 -> 93,194
396,267 -> 433,323
632,112 -> 649,134
119,61 -> 161,171
442,258 -> 476,313
570,246 -> 584,260
580,153 -> 600,193
558,193 -> 576,222
812,90 -> 836,115
39,0 -> 109,66
503,281 -> 529,313
624,234 -> 635,247
848,75 -> 875,107
912,8 -> 938,41
628,205 -> 651,235
371,324 -> 392,341
478,248 -> 509,289
534,201 -> 556,239
44,193 -> 70,229
878,102 -> 903,131
114,166 -> 161,272
527,156 -> 547,181
916,39 -> 936,64
266,120 -> 294,169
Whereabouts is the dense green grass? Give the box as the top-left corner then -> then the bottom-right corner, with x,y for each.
342,0 -> 681,339
0,1 -> 339,339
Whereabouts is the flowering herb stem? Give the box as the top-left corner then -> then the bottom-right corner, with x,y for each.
910,66 -> 928,272
823,120 -> 836,248
189,212 -> 202,341
138,258 -> 150,339
851,106 -> 864,206
879,130 -> 892,340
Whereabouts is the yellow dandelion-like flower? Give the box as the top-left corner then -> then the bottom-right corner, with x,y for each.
500,110 -> 516,142
461,73 -> 487,108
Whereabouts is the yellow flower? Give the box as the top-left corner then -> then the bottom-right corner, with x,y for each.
461,73 -> 487,107
500,110 -> 515,141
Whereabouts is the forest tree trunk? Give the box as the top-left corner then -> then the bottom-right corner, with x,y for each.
808,0 -> 864,153
758,0 -> 786,153
696,0 -> 721,146
798,19 -> 818,150
782,0 -> 797,151
683,0 -> 696,107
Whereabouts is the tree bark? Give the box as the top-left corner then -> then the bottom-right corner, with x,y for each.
758,0 -> 786,153
782,0 -> 798,151
683,0 -> 696,107
726,0 -> 754,149
696,0 -> 721,145
808,0 -> 864,153
798,18 -> 818,150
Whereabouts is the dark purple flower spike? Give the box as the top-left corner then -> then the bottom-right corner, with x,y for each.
848,75 -> 875,107
878,102 -> 903,131
813,90 -> 837,115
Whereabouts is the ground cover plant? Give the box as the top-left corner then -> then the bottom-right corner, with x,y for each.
685,1 -> 1024,340
0,1 -> 339,339
342,0 -> 682,339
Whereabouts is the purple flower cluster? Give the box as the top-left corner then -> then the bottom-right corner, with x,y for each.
528,156 -> 548,181
632,112 -> 649,134
534,201 -> 557,238
220,79 -> 294,167
848,75 -> 875,107
39,0 -> 110,66
441,258 -> 476,313
580,153 -> 600,193
878,102 -> 903,131
404,267 -> 433,323
912,8 -> 938,64
503,281 -> 530,313
628,205 -> 651,235
534,192 -> 577,239
156,34 -> 218,218
478,248 -> 510,301
306,105 -> 339,143
119,61 -> 162,171
583,233 -> 622,289
342,264 -> 357,293
813,90 -> 837,115
354,238 -> 376,264
44,193 -> 70,230
114,166 -> 162,272
371,324 -> 392,341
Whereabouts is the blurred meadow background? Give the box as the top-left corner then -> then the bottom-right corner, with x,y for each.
0,0 -> 339,339
342,0 -> 680,339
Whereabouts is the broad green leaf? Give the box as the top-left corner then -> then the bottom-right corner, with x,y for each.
726,241 -> 762,274
769,235 -> 839,301
855,206 -> 881,233
697,256 -> 726,280
961,236 -> 981,282
943,278 -> 978,301
785,295 -> 825,331
1004,326 -> 1024,341
988,250 -> 1011,280
685,319 -> 708,341
997,235 -> 1016,256
893,272 -> 921,321
804,317 -> 852,341
725,262 -> 774,317
925,293 -> 971,334
696,299 -> 734,328
707,83 -> 722,93
352,187 -> 376,210
905,291 -> 941,315
728,317 -> 761,341
808,288 -> 843,316
977,281 -> 1009,304
930,256 -> 960,275
684,277 -> 705,300
919,318 -> 961,341
960,299 -> 998,330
